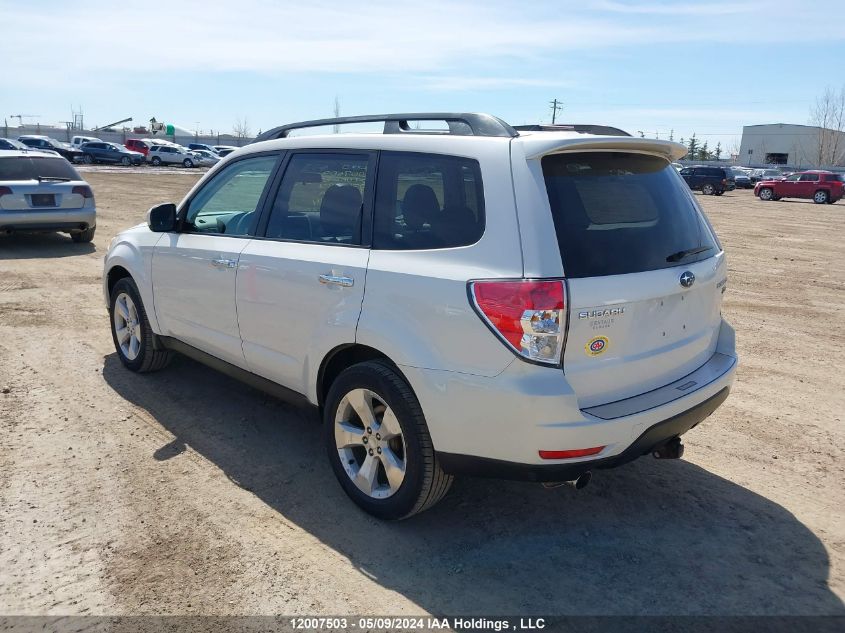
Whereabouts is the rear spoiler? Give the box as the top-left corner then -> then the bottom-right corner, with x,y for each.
522,137 -> 688,162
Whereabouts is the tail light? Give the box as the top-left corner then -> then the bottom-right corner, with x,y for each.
721,178 -> 727,185
72,185 -> 93,199
0,186 -> 12,197
469,279 -> 566,365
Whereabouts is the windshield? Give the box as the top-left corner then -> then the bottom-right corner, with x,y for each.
542,152 -> 718,278
0,156 -> 82,181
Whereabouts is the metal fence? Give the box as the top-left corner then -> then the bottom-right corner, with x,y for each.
2,123 -> 255,148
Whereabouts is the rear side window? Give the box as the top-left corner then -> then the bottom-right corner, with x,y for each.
0,157 -> 82,181
824,174 -> 844,182
373,152 -> 484,250
799,173 -> 819,182
542,152 -> 718,278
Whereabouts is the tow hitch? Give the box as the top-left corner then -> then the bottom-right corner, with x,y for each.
652,437 -> 684,460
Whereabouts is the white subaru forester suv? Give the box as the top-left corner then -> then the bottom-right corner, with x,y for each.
103,113 -> 737,519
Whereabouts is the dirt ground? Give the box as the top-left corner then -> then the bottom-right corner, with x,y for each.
0,170 -> 843,617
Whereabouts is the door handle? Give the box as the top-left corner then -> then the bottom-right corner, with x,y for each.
319,274 -> 354,287
211,258 -> 237,269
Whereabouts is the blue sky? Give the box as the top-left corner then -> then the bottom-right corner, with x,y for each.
2,0 -> 843,151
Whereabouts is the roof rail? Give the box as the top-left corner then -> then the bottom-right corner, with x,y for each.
513,124 -> 631,137
253,113 -> 519,143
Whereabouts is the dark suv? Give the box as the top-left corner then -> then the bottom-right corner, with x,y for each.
79,142 -> 144,166
679,165 -> 734,195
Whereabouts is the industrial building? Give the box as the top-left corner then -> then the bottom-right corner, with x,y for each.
738,123 -> 845,169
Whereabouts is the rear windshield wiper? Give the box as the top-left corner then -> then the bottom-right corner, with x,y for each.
666,245 -> 712,262
36,176 -> 71,182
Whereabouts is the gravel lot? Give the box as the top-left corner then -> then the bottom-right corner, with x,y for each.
1,171 -> 843,616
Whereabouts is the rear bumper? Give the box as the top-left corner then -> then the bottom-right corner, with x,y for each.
404,318 -> 737,479
0,208 -> 96,232
439,387 -> 729,480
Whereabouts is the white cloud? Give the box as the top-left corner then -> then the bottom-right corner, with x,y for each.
594,0 -> 763,15
3,0 -> 841,82
415,76 -> 566,92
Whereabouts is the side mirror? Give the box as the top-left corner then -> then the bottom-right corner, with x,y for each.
147,203 -> 177,232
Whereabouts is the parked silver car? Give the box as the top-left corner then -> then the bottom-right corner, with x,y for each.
0,150 -> 96,242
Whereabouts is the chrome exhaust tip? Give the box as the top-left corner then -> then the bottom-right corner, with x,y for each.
541,471 -> 592,490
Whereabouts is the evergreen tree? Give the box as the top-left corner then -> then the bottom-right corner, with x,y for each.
714,142 -> 722,160
687,134 -> 699,160
699,141 -> 709,161
669,129 -> 674,141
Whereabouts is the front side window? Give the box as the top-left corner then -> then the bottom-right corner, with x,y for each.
264,153 -> 369,244
184,155 -> 277,235
373,152 -> 484,250
785,174 -> 801,182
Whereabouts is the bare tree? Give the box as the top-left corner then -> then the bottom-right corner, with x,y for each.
728,137 -> 740,163
233,117 -> 252,145
809,85 -> 845,166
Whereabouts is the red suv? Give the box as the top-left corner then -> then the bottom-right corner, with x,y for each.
124,139 -> 151,157
754,170 -> 845,204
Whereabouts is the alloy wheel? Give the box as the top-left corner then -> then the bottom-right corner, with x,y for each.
113,292 -> 142,361
334,388 -> 407,499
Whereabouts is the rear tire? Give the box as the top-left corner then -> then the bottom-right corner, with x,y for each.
758,187 -> 774,201
324,360 -> 453,520
71,227 -> 95,243
183,159 -> 194,168
83,154 -> 94,165
813,190 -> 829,204
150,156 -> 162,166
701,183 -> 715,195
109,278 -> 172,373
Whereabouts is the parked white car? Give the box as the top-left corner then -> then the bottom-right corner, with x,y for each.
103,113 -> 737,519
191,149 -> 221,166
147,145 -> 198,167
71,135 -> 101,149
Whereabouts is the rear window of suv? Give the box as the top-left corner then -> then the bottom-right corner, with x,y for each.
0,156 -> 81,181
542,152 -> 718,278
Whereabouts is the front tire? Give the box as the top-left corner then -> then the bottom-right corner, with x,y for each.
758,187 -> 774,201
324,361 -> 452,520
121,156 -> 131,166
109,278 -> 172,373
813,190 -> 829,204
701,183 -> 715,195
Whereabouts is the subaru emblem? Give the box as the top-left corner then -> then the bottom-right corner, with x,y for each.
679,271 -> 695,288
